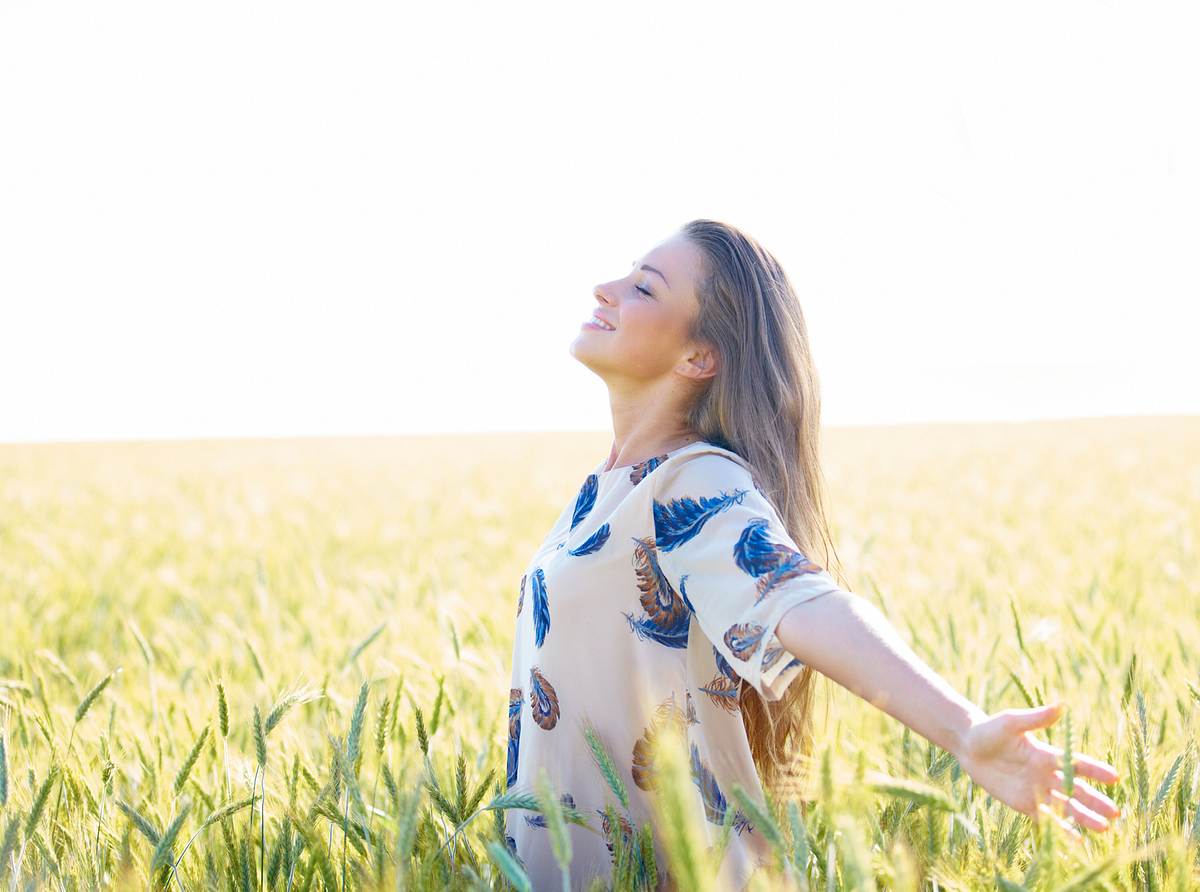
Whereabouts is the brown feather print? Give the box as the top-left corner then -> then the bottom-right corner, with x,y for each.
628,452 -> 669,486
631,692 -> 690,791
630,535 -> 688,630
598,808 -> 635,858
528,666 -> 560,730
699,674 -> 741,714
724,622 -> 766,661
753,547 -> 826,603
760,643 -> 787,672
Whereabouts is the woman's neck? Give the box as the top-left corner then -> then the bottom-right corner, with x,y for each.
602,429 -> 703,473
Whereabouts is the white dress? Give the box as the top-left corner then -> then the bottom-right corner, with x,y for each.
503,439 -> 843,890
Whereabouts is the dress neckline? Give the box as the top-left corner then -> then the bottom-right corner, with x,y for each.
595,439 -> 710,476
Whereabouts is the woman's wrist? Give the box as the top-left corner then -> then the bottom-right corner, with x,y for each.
947,700 -> 992,761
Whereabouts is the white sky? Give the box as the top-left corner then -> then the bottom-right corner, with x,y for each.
1,1 -> 1196,443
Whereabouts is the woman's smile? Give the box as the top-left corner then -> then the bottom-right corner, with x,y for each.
582,312 -> 615,331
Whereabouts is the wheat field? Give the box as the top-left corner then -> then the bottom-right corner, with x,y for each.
0,417 -> 1197,890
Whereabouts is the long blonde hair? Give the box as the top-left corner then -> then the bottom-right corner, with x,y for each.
678,218 -> 849,803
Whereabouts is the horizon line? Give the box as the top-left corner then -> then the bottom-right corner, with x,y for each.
2,411 -> 1195,448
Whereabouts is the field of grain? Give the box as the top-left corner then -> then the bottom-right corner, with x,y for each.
0,417 -> 1197,890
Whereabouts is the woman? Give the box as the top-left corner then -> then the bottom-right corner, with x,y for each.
502,219 -> 1120,890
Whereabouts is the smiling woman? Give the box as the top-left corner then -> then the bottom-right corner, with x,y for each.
502,218 -> 1120,891
568,232 -> 710,390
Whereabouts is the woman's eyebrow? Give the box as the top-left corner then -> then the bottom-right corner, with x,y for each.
630,260 -> 670,289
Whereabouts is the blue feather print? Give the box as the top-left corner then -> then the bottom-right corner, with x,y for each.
524,792 -> 576,827
507,688 -> 523,789
504,834 -> 524,870
723,622 -> 766,661
517,572 -> 526,617
761,642 -> 787,672
678,573 -> 696,614
653,487 -> 748,552
732,517 -> 782,577
734,517 -> 827,603
713,645 -> 738,683
531,567 -> 550,647
689,743 -> 753,833
567,522 -> 610,556
529,666 -> 560,730
629,453 -> 668,486
570,473 -> 599,531
621,612 -> 690,649
504,835 -> 528,873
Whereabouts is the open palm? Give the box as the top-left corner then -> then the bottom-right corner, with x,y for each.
955,702 -> 1121,839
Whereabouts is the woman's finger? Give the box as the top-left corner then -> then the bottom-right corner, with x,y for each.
1052,770 -> 1121,820
1068,752 -> 1120,784
1040,745 -> 1121,785
1048,788 -> 1111,832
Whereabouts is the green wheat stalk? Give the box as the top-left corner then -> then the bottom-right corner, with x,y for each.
173,725 -> 210,796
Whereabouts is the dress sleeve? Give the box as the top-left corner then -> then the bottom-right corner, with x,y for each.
650,452 -> 843,701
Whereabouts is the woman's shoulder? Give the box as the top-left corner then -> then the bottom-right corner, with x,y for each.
649,440 -> 758,494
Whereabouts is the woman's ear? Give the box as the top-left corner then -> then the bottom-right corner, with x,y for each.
683,343 -> 719,382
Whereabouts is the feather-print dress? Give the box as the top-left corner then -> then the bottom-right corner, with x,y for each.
503,440 -> 844,891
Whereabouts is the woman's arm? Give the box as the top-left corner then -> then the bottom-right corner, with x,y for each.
775,589 -> 1121,834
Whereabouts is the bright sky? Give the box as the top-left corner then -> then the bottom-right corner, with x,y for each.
1,1 -> 1196,443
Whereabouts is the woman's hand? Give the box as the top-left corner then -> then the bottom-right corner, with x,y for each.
954,702 -> 1122,839
773,594 -> 1123,840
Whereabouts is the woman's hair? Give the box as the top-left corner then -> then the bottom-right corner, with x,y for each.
678,218 -> 849,804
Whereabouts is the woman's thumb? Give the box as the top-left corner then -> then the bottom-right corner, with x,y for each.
1007,701 -> 1064,732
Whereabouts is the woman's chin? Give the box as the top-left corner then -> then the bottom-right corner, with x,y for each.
567,340 -> 591,365
567,338 -> 608,373
568,332 -> 594,356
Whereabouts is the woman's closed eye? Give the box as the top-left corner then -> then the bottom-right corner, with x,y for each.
629,260 -> 654,297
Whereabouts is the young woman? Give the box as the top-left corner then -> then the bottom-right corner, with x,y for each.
502,219 -> 1120,890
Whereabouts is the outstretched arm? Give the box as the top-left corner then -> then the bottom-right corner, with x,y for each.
775,589 -> 1121,836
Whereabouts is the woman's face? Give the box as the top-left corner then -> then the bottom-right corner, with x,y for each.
570,232 -> 714,385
